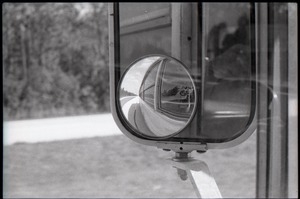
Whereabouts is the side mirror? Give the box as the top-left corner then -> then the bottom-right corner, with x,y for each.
118,55 -> 197,139
109,3 -> 257,152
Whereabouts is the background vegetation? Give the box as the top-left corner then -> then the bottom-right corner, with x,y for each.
3,3 -> 109,121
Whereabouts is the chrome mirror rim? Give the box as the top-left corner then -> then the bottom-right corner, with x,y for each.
116,54 -> 198,140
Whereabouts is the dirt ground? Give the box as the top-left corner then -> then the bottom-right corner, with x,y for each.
3,133 -> 256,198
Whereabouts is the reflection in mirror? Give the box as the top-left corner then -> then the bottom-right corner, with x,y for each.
201,3 -> 253,141
119,55 -> 196,138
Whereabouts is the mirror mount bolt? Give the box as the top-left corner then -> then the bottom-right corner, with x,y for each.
172,152 -> 193,162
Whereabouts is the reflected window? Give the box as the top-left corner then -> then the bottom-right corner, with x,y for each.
159,59 -> 195,120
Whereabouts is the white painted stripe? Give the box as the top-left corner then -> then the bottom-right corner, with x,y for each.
3,113 -> 122,145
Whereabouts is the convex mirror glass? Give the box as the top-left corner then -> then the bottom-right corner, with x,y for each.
118,55 -> 197,139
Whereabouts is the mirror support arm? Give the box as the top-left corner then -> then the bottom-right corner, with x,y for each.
167,153 -> 222,198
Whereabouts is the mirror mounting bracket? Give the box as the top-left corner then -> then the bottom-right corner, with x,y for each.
156,141 -> 207,153
167,152 -> 222,198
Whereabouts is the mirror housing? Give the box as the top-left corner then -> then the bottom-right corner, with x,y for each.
108,3 -> 257,152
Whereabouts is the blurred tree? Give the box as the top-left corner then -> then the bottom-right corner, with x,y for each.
3,3 -> 109,120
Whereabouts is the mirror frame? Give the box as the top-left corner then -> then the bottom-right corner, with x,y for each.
108,3 -> 257,152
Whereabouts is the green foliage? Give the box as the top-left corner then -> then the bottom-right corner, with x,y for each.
3,3 -> 109,120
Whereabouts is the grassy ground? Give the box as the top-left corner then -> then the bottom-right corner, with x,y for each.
3,133 -> 256,198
